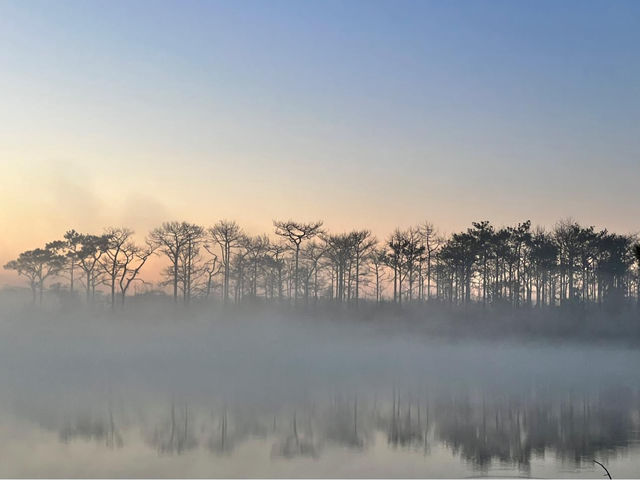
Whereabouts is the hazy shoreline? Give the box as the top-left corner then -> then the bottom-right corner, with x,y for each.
2,290 -> 639,346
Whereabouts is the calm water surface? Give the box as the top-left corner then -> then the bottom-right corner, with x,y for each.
0,313 -> 638,478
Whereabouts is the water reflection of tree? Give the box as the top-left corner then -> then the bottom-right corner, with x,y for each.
531,388 -> 636,464
383,391 -> 430,451
271,410 -> 318,459
207,406 -> 269,455
435,396 -> 529,473
59,406 -> 123,448
149,402 -> 197,454
434,388 -> 639,472
208,407 -> 232,454
319,395 -> 372,449
54,388 -> 638,469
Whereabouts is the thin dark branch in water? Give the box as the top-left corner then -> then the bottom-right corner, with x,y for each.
594,459 -> 612,479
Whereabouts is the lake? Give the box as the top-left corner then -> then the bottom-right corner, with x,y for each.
0,311 -> 638,477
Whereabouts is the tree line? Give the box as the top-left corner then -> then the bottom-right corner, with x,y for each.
4,219 -> 640,310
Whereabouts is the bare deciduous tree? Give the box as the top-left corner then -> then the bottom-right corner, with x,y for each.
349,230 -> 377,305
273,220 -> 323,305
77,233 -> 111,304
209,220 -> 244,305
243,234 -> 270,298
368,248 -> 387,303
419,222 -> 441,301
150,221 -> 203,303
118,239 -> 156,306
268,242 -> 288,302
100,227 -> 133,309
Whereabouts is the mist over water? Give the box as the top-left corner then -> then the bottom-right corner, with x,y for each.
3,0 -> 640,476
0,303 -> 638,478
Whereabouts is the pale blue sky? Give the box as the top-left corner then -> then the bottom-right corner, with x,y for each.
1,0 -> 639,264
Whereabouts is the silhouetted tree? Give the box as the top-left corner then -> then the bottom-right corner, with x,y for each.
230,243 -> 250,304
4,245 -> 66,304
300,240 -> 326,305
529,228 -> 558,307
349,230 -> 377,305
509,221 -> 532,307
201,254 -> 221,300
209,220 -> 244,305
369,247 -> 387,303
243,234 -> 270,299
150,221 -> 201,303
62,229 -> 82,294
554,219 -> 582,305
273,220 -> 323,305
5,216 -> 640,310
268,242 -> 288,302
401,228 -> 425,302
324,233 -> 354,303
469,221 -> 494,306
75,233 -> 111,304
386,229 -> 409,304
118,239 -> 156,306
634,244 -> 640,306
177,223 -> 206,305
596,231 -> 633,306
419,222 -> 441,301
99,227 -> 133,309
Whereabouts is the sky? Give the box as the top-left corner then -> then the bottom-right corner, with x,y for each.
1,0 -> 639,285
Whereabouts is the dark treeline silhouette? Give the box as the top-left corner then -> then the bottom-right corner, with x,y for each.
4,218 -> 640,313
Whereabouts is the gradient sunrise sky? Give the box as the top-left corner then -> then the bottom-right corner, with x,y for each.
1,0 -> 639,284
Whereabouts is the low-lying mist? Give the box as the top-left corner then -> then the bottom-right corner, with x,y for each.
0,299 -> 639,477
1,300 -> 638,407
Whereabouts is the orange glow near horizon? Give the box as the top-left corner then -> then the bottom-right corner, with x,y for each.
2,0 -> 640,289
2,153 -> 639,289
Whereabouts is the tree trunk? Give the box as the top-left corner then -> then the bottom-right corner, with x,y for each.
173,258 -> 179,303
294,244 -> 300,305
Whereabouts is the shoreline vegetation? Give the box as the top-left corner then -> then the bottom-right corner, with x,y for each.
2,290 -> 640,344
2,217 -> 639,342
